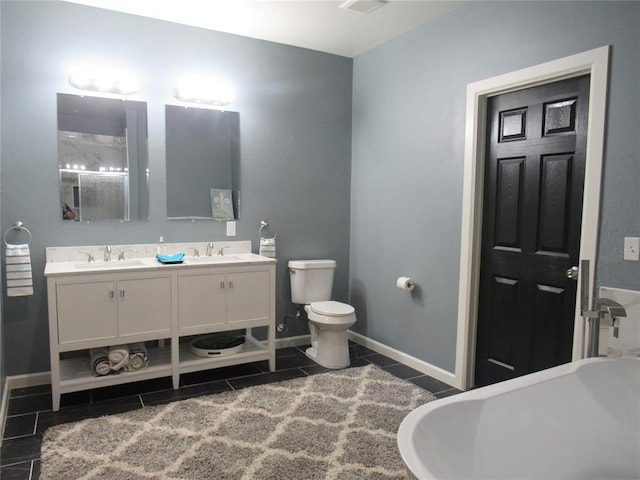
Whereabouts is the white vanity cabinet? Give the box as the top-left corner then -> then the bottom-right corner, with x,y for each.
55,274 -> 172,344
176,265 -> 275,382
178,267 -> 271,333
45,250 -> 276,412
47,271 -> 174,411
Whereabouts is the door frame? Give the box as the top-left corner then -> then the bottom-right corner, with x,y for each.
454,46 -> 610,391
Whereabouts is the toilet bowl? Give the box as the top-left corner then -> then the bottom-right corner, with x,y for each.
305,301 -> 356,369
288,260 -> 357,369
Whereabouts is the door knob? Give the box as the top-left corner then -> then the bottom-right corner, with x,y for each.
566,266 -> 579,280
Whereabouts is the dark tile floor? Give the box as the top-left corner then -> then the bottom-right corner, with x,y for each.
1,342 -> 461,479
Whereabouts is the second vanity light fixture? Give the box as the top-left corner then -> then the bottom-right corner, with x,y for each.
174,76 -> 234,106
68,66 -> 138,95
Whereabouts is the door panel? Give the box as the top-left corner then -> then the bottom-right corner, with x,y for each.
118,276 -> 172,337
178,272 -> 227,330
227,270 -> 270,324
475,75 -> 590,387
57,280 -> 117,344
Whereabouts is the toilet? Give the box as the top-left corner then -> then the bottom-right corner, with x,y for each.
289,259 -> 356,369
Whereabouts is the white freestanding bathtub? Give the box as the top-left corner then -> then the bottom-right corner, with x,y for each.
398,357 -> 640,479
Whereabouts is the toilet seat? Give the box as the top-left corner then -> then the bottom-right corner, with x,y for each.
307,301 -> 356,326
310,301 -> 354,316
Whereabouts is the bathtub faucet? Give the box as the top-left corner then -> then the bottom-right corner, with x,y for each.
597,298 -> 627,339
583,297 -> 627,356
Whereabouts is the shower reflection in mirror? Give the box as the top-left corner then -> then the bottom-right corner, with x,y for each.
57,93 -> 149,222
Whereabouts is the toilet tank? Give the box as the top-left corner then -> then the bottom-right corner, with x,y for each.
288,259 -> 336,304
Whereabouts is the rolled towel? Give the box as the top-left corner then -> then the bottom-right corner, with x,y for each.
126,342 -> 149,372
89,348 -> 111,376
108,344 -> 130,371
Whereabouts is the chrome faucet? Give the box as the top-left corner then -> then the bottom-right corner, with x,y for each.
205,242 -> 214,256
578,260 -> 628,356
104,246 -> 111,262
192,248 -> 200,257
598,298 -> 627,319
118,250 -> 126,261
218,245 -> 230,256
583,296 -> 628,356
80,251 -> 95,262
598,298 -> 627,339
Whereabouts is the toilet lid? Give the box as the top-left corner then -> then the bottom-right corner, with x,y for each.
310,301 -> 355,317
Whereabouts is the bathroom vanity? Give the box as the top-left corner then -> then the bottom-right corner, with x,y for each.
44,241 -> 276,411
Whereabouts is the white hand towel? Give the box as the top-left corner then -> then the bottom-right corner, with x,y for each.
89,348 -> 111,376
6,243 -> 33,297
126,342 -> 149,372
108,344 -> 130,371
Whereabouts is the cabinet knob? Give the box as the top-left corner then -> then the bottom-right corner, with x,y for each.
229,281 -> 234,289
120,290 -> 125,298
109,290 -> 114,299
220,281 -> 225,289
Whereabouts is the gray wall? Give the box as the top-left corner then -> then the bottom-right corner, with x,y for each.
0,1 -> 352,375
350,1 -> 640,372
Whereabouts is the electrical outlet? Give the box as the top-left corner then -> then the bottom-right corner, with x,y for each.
624,237 -> 640,261
226,221 -> 236,237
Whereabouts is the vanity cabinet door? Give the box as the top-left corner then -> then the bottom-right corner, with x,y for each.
117,275 -> 172,337
178,271 -> 227,330
56,280 -> 117,344
227,269 -> 270,324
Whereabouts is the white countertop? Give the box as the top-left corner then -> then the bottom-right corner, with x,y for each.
44,241 -> 276,276
45,253 -> 276,276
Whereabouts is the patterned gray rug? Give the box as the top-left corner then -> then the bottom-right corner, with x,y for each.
41,365 -> 435,479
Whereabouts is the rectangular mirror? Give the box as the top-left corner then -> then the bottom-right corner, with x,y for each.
165,105 -> 240,220
57,93 -> 149,222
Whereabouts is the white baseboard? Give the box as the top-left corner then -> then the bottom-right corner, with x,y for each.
6,371 -> 52,390
1,372 -> 51,444
347,330 -> 457,387
275,334 -> 310,348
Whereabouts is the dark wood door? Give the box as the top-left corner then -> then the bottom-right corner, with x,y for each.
474,76 -> 590,387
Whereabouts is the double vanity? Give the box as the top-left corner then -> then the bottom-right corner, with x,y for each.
44,241 -> 276,411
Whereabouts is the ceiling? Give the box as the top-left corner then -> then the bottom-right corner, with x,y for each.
64,0 -> 466,58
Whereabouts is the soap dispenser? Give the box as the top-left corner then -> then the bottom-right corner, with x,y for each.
156,236 -> 166,255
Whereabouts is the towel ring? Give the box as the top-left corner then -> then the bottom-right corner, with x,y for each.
4,221 -> 32,246
259,221 -> 277,240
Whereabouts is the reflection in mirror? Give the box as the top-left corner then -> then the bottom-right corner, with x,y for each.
57,93 -> 149,222
166,105 -> 240,220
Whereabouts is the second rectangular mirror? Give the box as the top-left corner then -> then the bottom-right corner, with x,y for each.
166,105 -> 240,220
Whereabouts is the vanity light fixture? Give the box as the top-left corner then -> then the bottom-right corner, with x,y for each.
174,76 -> 234,106
68,67 -> 138,95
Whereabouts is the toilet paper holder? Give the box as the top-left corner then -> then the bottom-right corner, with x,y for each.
397,276 -> 415,292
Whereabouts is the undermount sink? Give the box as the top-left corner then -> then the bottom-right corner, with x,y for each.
186,255 -> 241,263
74,260 -> 146,269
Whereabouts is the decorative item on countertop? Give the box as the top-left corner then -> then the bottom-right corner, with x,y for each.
4,221 -> 34,297
156,236 -> 166,255
126,342 -> 149,372
258,220 -> 277,258
155,252 -> 185,264
89,348 -> 111,376
189,333 -> 246,357
108,345 -> 130,372
211,188 -> 235,220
